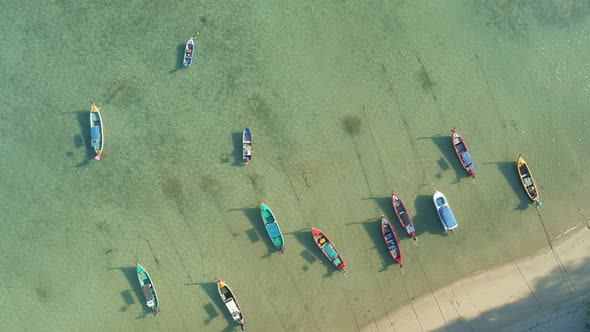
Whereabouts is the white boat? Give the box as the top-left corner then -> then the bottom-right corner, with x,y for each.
217,279 -> 245,330
183,36 -> 195,67
433,191 -> 458,232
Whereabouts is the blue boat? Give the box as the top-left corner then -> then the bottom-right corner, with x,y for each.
260,203 -> 285,253
433,191 -> 458,232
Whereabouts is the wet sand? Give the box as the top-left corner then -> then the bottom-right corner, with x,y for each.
363,225 -> 590,332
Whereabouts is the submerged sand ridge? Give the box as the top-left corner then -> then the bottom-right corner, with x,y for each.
363,226 -> 590,332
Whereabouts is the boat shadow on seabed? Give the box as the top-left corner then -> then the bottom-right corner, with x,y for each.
289,230 -> 338,278
169,43 -> 188,74
184,281 -> 236,331
484,161 -> 530,211
417,135 -> 465,182
227,206 -> 277,257
218,132 -> 245,166
108,266 -> 152,318
345,218 -> 392,272
73,110 -> 95,167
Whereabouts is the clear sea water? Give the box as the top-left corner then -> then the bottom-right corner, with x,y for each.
1,1 -> 589,331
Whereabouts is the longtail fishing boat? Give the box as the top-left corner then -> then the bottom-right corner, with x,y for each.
183,34 -> 197,67
311,227 -> 347,272
381,216 -> 402,267
391,192 -> 417,240
243,127 -> 252,164
517,155 -> 542,207
136,263 -> 160,315
217,279 -> 245,330
451,128 -> 475,178
260,203 -> 285,253
90,101 -> 103,160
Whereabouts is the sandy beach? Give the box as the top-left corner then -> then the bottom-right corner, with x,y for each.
363,225 -> 590,332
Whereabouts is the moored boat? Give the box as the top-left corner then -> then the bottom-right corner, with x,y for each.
183,34 -> 197,67
451,128 -> 475,177
433,191 -> 458,232
217,279 -> 245,330
311,227 -> 347,272
90,101 -> 104,160
136,263 -> 160,315
391,192 -> 417,240
243,128 -> 252,164
380,216 -> 402,267
260,203 -> 285,253
517,156 -> 542,207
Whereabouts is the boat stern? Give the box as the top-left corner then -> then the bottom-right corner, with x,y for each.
439,206 -> 458,231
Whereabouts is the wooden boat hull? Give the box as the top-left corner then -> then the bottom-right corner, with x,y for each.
136,263 -> 160,315
381,217 -> 402,266
217,279 -> 245,330
260,203 -> 285,252
517,156 -> 541,204
433,191 -> 458,232
311,227 -> 347,272
391,192 -> 416,239
90,101 -> 104,160
243,128 -> 252,164
183,37 -> 194,67
451,129 -> 475,177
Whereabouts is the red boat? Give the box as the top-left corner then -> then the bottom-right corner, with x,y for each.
451,128 -> 476,177
391,192 -> 417,240
380,217 -> 402,267
311,227 -> 347,272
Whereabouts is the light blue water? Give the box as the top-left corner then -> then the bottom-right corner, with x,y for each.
1,1 -> 589,331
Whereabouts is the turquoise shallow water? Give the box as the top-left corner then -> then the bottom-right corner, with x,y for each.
1,1 -> 589,331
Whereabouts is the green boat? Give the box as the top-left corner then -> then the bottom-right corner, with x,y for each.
136,263 -> 160,315
260,203 -> 285,253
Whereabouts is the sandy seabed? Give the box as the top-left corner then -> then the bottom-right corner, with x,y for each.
363,225 -> 590,332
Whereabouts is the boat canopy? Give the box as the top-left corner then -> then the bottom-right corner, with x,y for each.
323,243 -> 339,260
225,300 -> 240,319
333,258 -> 342,267
387,239 -> 397,251
460,151 -> 473,165
406,225 -> 415,234
91,126 -> 101,146
266,223 -> 281,238
142,285 -> 155,304
400,212 -> 411,226
439,207 -> 458,229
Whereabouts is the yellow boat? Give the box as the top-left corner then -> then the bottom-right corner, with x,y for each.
90,101 -> 104,160
517,156 -> 542,207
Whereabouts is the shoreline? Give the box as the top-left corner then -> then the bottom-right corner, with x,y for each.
363,225 -> 590,332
